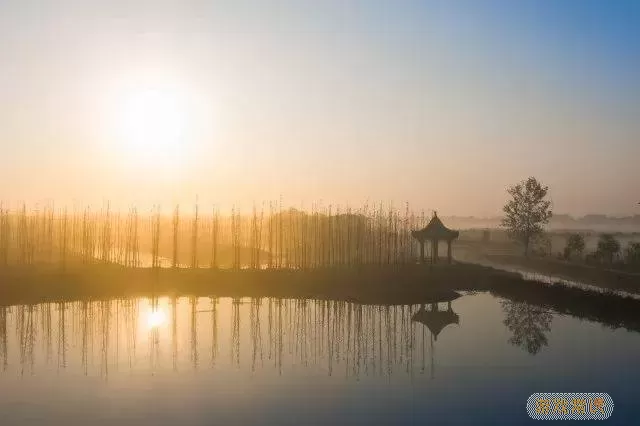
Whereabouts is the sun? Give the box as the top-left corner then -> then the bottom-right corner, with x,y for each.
118,88 -> 188,168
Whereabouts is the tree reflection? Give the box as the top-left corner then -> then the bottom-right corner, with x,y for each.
501,300 -> 553,355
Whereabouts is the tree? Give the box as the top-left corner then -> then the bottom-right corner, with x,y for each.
501,177 -> 553,257
564,233 -> 585,260
596,234 -> 620,264
625,242 -> 640,265
531,234 -> 552,257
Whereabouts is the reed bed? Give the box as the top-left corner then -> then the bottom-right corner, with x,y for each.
0,202 -> 431,270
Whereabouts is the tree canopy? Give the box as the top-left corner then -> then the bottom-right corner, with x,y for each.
596,234 -> 621,264
501,177 -> 552,256
626,242 -> 640,265
564,233 -> 586,260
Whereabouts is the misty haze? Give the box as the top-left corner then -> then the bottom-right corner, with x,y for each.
0,1 -> 638,425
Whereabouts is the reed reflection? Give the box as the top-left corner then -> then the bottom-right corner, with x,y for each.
1,306 -> 7,371
0,296 -> 474,380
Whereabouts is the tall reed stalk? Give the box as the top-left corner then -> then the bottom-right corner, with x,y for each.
0,200 -> 428,270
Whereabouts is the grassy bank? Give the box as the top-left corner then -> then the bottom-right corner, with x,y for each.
0,262 -> 513,306
484,254 -> 640,294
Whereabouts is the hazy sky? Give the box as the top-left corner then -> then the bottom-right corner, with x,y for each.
0,0 -> 638,216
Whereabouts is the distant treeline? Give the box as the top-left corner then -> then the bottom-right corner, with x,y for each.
0,203 -> 434,270
445,214 -> 640,232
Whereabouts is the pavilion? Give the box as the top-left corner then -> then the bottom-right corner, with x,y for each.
411,212 -> 459,264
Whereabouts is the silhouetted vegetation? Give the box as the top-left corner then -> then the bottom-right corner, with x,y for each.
491,279 -> 640,333
502,177 -> 553,256
563,233 -> 585,260
595,233 -> 621,264
625,242 -> 640,265
565,233 -> 640,272
0,203 -> 432,271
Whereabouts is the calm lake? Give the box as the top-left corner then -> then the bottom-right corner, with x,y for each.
0,292 -> 638,425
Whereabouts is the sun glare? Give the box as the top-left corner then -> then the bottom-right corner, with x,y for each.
146,309 -> 167,329
118,88 -> 188,168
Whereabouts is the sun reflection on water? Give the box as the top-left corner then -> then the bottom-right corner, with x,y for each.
146,309 -> 167,329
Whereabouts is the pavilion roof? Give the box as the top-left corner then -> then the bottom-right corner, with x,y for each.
411,212 -> 459,241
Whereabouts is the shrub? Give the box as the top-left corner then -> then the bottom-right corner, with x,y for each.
564,233 -> 585,260
625,242 -> 640,265
596,234 -> 621,264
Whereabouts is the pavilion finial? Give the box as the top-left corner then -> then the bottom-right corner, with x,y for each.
433,210 -> 438,218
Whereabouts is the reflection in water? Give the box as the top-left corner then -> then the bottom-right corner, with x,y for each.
412,302 -> 460,342
190,296 -> 199,369
0,296 -> 565,380
1,306 -> 7,371
412,301 -> 460,378
0,297 -> 467,380
501,300 -> 553,355
57,302 -> 66,371
147,309 -> 167,329
2,294 -> 640,425
17,305 -> 36,376
171,296 -> 178,370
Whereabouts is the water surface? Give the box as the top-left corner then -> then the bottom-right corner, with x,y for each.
0,292 -> 638,425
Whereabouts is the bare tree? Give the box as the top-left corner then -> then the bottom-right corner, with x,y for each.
501,177 -> 552,257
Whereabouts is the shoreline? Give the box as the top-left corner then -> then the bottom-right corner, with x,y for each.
1,263 -> 640,335
481,253 -> 640,294
0,262 -> 512,306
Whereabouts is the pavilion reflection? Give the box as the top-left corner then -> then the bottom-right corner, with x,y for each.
411,291 -> 461,378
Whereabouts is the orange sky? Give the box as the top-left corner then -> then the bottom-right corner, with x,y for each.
1,1 -> 638,216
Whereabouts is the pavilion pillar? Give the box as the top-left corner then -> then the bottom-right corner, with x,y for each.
419,240 -> 425,264
433,239 -> 438,264
447,240 -> 452,264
